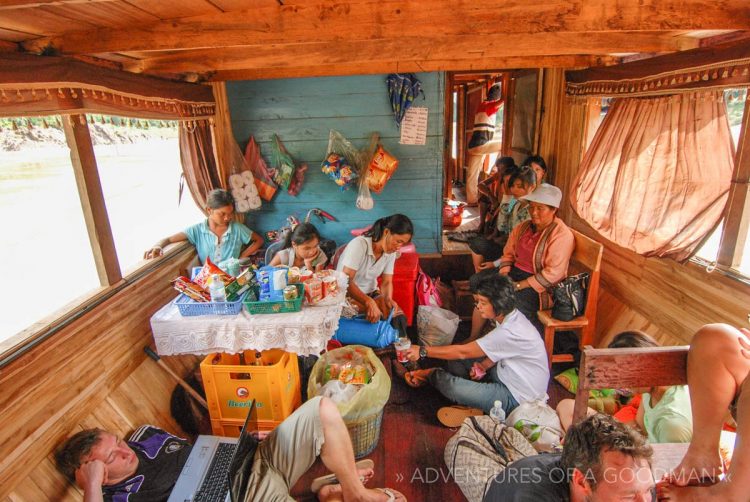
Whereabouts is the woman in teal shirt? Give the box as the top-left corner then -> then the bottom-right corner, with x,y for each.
144,189 -> 264,264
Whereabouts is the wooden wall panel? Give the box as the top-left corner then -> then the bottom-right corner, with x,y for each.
0,248 -> 201,501
226,73 -> 445,254
538,69 -> 750,347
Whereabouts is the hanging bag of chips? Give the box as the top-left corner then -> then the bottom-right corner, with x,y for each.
365,144 -> 399,194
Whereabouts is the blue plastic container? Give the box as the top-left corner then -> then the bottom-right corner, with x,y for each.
174,291 -> 248,317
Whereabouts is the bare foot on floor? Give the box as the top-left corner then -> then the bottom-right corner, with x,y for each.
318,484 -> 406,502
667,450 -> 723,486
404,369 -> 434,388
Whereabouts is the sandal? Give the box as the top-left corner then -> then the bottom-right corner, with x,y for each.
404,369 -> 432,388
376,487 -> 407,501
311,459 -> 374,494
437,405 -> 484,427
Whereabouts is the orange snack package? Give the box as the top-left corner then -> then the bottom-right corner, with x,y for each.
366,144 -> 399,194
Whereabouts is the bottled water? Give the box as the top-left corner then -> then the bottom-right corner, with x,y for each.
209,274 -> 227,303
489,400 -> 506,423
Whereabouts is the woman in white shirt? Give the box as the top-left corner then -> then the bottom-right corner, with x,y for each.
337,214 -> 413,337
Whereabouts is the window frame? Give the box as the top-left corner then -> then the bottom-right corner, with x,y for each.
0,113 -> 194,364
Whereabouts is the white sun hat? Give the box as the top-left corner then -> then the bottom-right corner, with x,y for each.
520,183 -> 562,208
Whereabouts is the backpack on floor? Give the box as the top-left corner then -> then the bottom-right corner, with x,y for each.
444,415 -> 536,502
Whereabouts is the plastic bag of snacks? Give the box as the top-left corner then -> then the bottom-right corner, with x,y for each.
322,153 -> 358,191
365,144 -> 399,193
269,134 -> 298,190
308,346 -> 390,421
322,130 -> 360,191
193,257 -> 233,290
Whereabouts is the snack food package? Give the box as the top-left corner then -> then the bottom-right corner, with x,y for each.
225,268 -> 255,301
366,144 -> 399,193
193,257 -> 233,290
305,278 -> 324,304
321,153 -> 358,191
171,276 -> 210,302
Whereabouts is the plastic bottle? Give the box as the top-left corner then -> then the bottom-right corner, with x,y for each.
489,400 -> 506,423
209,274 -> 227,303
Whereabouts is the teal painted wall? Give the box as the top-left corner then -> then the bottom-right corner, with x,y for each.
226,73 -> 444,254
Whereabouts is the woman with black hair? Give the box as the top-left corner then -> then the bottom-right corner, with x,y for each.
269,222 -> 328,272
403,274 -> 549,422
522,154 -> 548,187
336,214 -> 413,336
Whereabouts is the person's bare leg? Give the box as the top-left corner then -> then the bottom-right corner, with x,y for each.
669,324 -> 750,485
317,398 -> 404,502
555,398 -> 596,433
659,374 -> 750,501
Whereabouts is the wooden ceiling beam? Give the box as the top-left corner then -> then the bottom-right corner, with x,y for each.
20,0 -> 750,55
125,32 -> 685,75
0,0 -> 115,10
206,55 -> 616,81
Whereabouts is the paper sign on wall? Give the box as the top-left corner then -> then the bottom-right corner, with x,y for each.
399,106 -> 428,145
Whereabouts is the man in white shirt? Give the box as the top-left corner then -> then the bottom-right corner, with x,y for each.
404,273 -> 549,416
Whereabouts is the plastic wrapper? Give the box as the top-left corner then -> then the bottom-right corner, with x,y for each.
193,257 -> 234,290
308,345 -> 390,421
322,130 -> 361,191
318,380 -> 360,404
269,134 -> 297,190
366,144 -> 399,193
171,276 -> 210,302
243,136 -> 278,201
322,153 -> 358,191
223,132 -> 261,211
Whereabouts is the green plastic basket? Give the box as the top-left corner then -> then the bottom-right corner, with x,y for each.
243,283 -> 304,314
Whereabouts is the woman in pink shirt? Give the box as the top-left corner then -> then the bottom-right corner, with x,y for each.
473,183 -> 574,335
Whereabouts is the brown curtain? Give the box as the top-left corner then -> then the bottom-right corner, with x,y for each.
571,91 -> 735,262
180,120 -> 222,213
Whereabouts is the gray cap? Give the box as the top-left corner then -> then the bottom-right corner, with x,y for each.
520,183 -> 562,208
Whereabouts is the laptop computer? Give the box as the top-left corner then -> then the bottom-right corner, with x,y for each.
168,400 -> 259,502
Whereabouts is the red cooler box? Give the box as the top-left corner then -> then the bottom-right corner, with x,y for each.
391,252 -> 419,326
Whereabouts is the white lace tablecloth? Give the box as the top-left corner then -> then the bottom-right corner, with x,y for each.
151,272 -> 348,356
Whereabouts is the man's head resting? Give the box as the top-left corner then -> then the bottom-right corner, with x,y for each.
56,428 -> 104,480
562,413 -> 654,501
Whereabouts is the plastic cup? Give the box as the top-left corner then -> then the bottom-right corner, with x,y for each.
395,338 -> 411,363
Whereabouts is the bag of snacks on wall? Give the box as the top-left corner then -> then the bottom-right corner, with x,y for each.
366,144 -> 399,193
322,130 -> 360,191
269,134 -> 298,190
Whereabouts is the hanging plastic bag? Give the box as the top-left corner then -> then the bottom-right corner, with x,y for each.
322,130 -> 360,191
355,133 -> 379,210
243,136 -> 278,201
307,345 -> 391,421
288,161 -> 308,196
269,134 -> 297,190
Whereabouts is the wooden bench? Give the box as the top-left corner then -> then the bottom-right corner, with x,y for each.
538,229 -> 604,369
572,345 -> 690,424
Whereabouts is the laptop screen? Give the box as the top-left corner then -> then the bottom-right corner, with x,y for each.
228,399 -> 260,502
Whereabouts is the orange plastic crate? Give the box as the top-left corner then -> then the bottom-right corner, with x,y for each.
200,349 -> 301,436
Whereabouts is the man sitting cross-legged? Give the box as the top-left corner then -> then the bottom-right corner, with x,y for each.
55,396 -> 405,502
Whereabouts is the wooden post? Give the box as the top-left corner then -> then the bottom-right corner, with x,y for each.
456,85 -> 466,186
62,114 -> 122,286
718,96 -> 750,268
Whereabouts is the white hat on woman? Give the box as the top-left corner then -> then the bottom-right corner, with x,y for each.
520,183 -> 562,208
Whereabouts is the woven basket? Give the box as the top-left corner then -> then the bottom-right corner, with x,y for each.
345,408 -> 384,459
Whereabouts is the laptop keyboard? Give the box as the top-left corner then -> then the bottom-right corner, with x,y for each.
193,442 -> 237,502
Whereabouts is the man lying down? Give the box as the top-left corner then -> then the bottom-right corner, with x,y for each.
55,397 -> 405,502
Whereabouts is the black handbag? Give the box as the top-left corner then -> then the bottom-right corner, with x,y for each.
551,272 -> 589,321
